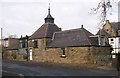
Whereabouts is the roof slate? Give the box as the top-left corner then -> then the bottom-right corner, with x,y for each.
48,27 -> 99,48
30,23 -> 60,39
96,29 -> 111,38
110,22 -> 120,30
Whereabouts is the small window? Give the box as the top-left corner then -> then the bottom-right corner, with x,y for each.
19,39 -> 27,48
119,38 -> 120,43
118,30 -> 120,36
34,40 -> 38,48
19,42 -> 22,48
4,40 -> 8,48
22,42 -> 26,48
106,29 -> 109,31
61,48 -> 66,58
111,39 -> 114,41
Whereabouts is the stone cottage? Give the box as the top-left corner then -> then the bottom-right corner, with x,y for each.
28,7 -> 61,61
3,8 -> 112,66
27,8 -> 111,65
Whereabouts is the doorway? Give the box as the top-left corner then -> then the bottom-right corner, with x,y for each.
29,49 -> 32,61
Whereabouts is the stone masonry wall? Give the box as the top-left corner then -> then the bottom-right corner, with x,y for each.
91,47 -> 111,65
32,46 -> 111,66
3,38 -> 111,66
3,50 -> 18,60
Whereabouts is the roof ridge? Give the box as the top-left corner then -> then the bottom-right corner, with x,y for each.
110,22 -> 120,23
82,28 -> 92,45
54,28 -> 82,34
45,24 -> 49,37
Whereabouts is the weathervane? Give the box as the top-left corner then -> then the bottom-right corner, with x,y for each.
49,3 -> 50,9
48,0 -> 51,9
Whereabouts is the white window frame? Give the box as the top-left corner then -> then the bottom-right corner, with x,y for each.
61,48 -> 66,57
4,40 -> 8,47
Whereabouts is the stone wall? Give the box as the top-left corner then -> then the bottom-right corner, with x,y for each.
32,46 -> 111,66
91,47 -> 111,65
17,48 -> 27,61
3,49 -> 28,61
3,50 -> 18,60
3,38 -> 111,66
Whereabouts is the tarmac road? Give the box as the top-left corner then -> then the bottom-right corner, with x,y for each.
2,60 -> 119,77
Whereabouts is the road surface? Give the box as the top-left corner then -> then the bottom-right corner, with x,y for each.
2,60 -> 119,77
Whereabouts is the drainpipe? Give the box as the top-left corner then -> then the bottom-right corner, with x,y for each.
26,35 -> 29,61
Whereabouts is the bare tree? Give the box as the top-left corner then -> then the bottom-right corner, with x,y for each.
91,0 -> 113,29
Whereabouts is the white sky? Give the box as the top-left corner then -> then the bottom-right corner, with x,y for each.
0,0 -> 119,38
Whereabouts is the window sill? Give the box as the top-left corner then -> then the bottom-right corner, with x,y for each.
60,55 -> 66,58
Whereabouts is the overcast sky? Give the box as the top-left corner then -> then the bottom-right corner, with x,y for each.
0,0 -> 119,38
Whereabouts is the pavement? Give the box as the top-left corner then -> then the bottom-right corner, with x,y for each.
97,66 -> 116,71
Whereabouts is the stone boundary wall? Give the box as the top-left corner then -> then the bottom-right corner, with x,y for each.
32,46 -> 111,66
3,46 -> 111,66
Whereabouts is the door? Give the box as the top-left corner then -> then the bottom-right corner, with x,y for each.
29,49 -> 32,61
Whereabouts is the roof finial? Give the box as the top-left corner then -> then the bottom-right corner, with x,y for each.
48,3 -> 50,14
81,25 -> 83,28
44,2 -> 54,23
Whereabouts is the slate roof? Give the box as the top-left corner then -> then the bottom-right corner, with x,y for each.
48,27 -> 101,48
45,12 -> 54,19
29,23 -> 60,39
110,22 -> 120,30
45,8 -> 54,19
96,29 -> 111,38
30,8 -> 60,39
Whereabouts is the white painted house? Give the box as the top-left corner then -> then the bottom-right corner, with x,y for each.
109,37 -> 120,58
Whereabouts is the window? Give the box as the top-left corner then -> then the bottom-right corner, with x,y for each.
111,39 -> 114,41
34,40 -> 38,48
4,40 -> 8,47
110,39 -> 114,44
118,30 -> 120,36
22,42 -> 26,48
61,48 -> 66,58
19,39 -> 27,48
106,29 -> 109,31
19,40 -> 22,48
119,38 -> 120,43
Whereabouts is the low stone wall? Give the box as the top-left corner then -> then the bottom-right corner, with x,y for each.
91,47 -> 111,65
32,46 -> 111,66
3,46 -> 111,66
3,50 -> 18,60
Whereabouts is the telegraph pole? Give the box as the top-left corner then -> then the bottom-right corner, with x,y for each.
1,28 -> 3,59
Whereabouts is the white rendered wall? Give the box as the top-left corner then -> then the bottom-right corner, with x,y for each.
109,37 -> 120,54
